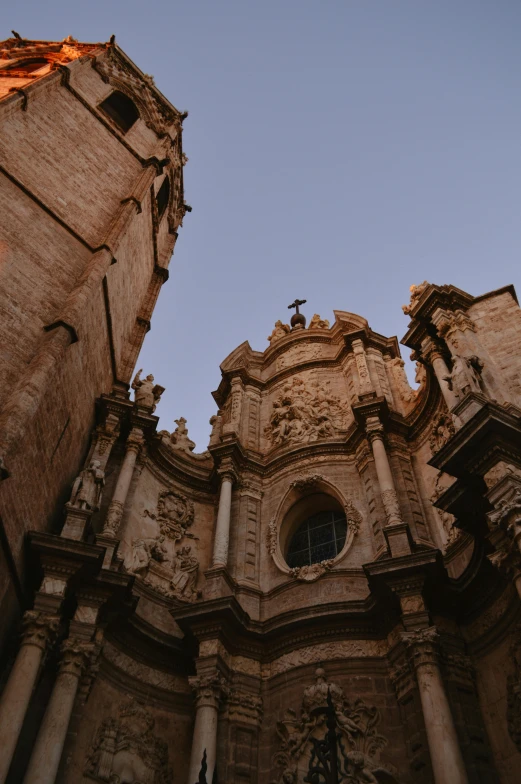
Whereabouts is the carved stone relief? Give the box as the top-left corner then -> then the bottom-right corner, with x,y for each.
268,320 -> 291,345
276,344 -> 322,371
145,488 -> 195,541
444,354 -> 484,400
288,560 -> 334,582
84,698 -> 171,783
430,472 -> 459,547
429,412 -> 455,453
268,641 -> 387,678
271,668 -> 389,784
124,489 -> 201,602
266,374 -> 349,448
388,357 -> 416,404
308,314 -> 330,330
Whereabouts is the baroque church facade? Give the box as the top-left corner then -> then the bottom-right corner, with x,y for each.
1,34 -> 521,784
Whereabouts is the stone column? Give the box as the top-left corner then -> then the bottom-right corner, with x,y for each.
402,628 -> 468,784
352,339 -> 374,395
365,417 -> 401,526
0,612 -> 60,784
98,427 -> 144,565
23,638 -> 93,784
212,464 -> 237,568
187,674 -> 227,784
421,337 -> 458,412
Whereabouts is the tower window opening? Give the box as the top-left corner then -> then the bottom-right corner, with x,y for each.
4,58 -> 48,73
156,177 -> 170,220
286,510 -> 347,568
99,91 -> 139,133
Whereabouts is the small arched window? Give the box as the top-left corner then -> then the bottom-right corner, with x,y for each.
99,91 -> 139,133
156,177 -> 170,220
286,510 -> 347,569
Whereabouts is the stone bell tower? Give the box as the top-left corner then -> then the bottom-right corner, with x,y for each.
0,34 -> 188,643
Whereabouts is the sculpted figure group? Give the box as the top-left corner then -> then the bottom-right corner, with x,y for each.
268,375 -> 348,447
272,667 -> 390,784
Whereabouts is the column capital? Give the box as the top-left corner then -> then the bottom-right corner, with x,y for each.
217,460 -> 238,484
420,336 -> 448,365
365,415 -> 385,444
401,626 -> 440,669
189,672 -> 229,709
58,637 -> 96,678
125,426 -> 145,454
21,610 -> 61,651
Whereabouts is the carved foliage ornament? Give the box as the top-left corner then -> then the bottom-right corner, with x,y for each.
84,698 -> 171,783
272,668 -> 388,784
429,412 -> 455,454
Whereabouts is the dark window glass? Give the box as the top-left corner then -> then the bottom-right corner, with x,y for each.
99,91 -> 139,133
286,510 -> 348,568
156,177 -> 170,220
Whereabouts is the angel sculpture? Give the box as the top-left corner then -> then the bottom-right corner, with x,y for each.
131,369 -> 165,412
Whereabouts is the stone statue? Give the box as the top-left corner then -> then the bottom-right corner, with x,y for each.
209,413 -> 223,447
169,417 -> 196,453
343,751 -> 379,783
170,545 -> 200,602
131,369 -> 165,411
70,460 -> 105,511
444,354 -> 483,399
268,320 -> 291,345
308,314 -> 330,330
402,281 -> 430,315
126,535 -> 168,577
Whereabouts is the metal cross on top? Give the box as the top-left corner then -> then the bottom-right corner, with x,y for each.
288,298 -> 307,314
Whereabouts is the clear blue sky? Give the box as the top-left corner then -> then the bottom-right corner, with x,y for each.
10,1 -> 521,450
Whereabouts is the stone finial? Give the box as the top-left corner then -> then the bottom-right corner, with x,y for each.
402,281 -> 430,315
170,417 -> 196,453
288,298 -> 307,330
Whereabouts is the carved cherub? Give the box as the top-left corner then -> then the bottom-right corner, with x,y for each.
308,314 -> 330,330
268,320 -> 291,345
131,369 -> 165,412
70,460 -> 105,511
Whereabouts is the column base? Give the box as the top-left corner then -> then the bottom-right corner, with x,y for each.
95,534 -> 120,568
384,522 -> 413,557
61,504 -> 93,541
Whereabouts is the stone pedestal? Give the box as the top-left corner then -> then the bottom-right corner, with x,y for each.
61,503 -> 92,541
212,466 -> 236,568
